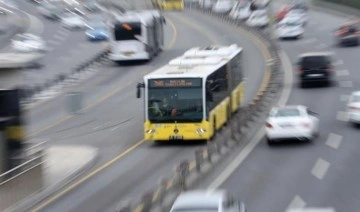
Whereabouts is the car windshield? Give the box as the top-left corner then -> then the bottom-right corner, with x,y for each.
300,56 -> 329,69
274,108 -> 301,117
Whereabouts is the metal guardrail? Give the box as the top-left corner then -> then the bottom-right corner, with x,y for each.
0,146 -> 44,184
114,4 -> 284,212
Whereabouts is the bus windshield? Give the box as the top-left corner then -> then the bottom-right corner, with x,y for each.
114,22 -> 141,41
147,78 -> 203,123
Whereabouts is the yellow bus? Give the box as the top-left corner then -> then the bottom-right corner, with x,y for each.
136,44 -> 244,142
152,0 -> 184,10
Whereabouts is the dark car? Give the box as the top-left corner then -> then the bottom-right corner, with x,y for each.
334,21 -> 360,46
296,52 -> 335,87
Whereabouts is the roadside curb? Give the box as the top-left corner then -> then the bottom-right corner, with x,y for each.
5,146 -> 99,212
311,0 -> 360,18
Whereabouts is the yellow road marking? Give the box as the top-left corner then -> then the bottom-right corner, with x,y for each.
29,18 -> 178,138
31,140 -> 146,211
30,15 -> 180,212
31,10 -> 273,211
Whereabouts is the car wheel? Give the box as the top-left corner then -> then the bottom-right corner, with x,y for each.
267,138 -> 274,146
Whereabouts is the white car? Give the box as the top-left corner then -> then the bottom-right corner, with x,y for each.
276,20 -> 304,39
61,11 -> 87,29
212,0 -> 235,14
284,9 -> 308,25
11,33 -> 47,53
246,9 -> 269,27
347,91 -> 360,125
229,1 -> 251,20
265,105 -> 319,145
170,190 -> 246,212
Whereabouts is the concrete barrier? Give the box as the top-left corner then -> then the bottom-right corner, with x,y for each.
115,3 -> 284,212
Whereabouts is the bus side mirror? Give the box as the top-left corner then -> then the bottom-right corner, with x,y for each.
136,82 -> 144,98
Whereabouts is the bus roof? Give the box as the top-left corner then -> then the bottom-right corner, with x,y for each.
144,44 -> 243,80
113,10 -> 162,25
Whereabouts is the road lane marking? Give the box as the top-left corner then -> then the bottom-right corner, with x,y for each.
336,69 -> 349,77
336,111 -> 348,122
287,195 -> 306,210
311,158 -> 330,180
164,17 -> 177,50
208,49 -> 293,189
167,13 -> 219,44
286,195 -> 307,210
31,139 -> 146,212
339,80 -> 353,88
326,133 -> 342,150
340,94 -> 349,102
27,15 -> 178,137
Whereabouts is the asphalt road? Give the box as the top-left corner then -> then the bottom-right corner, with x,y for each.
193,2 -> 360,212
0,0 -> 105,89
25,6 -> 268,212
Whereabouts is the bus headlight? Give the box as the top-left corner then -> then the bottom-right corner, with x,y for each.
196,128 -> 206,134
146,129 -> 156,134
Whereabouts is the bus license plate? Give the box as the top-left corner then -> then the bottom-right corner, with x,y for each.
169,135 -> 183,140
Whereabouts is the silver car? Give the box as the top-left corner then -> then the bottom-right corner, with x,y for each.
170,190 -> 246,212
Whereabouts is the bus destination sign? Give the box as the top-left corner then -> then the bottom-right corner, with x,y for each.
149,78 -> 202,88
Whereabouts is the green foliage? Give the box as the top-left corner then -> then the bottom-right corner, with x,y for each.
322,0 -> 360,9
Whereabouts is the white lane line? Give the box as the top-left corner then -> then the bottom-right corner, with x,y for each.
48,40 -> 61,45
333,60 -> 344,66
336,111 -> 348,122
336,69 -> 349,77
286,195 -> 307,210
326,133 -> 342,150
208,50 -> 293,189
339,80 -> 353,88
340,94 -> 349,102
311,158 -> 330,180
